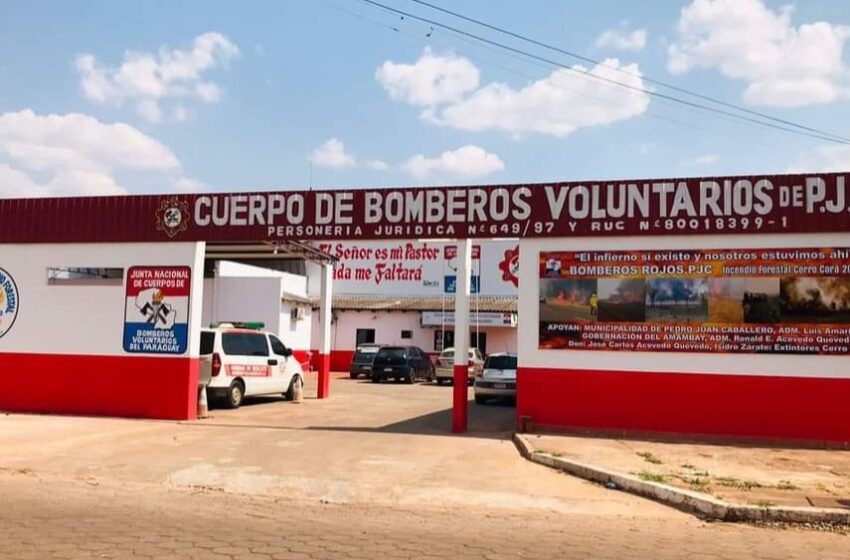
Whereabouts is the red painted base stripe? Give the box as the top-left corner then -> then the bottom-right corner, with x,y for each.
517,367 -> 850,443
0,352 -> 199,420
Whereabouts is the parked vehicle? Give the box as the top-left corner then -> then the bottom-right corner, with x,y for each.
200,323 -> 304,409
474,353 -> 517,404
434,347 -> 484,385
349,343 -> 383,379
370,346 -> 435,384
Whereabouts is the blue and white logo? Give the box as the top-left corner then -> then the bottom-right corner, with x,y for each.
0,267 -> 19,339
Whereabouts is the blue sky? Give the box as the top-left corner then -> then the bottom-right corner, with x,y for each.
1,0 -> 849,197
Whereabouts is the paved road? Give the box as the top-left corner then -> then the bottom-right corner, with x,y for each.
2,473 -> 846,560
1,376 -> 847,558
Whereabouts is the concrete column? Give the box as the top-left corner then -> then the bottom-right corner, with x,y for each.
452,238 -> 472,433
317,262 -> 332,399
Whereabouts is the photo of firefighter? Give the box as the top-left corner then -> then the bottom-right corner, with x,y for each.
645,278 -> 709,323
709,278 -> 780,323
780,277 -> 850,323
598,278 -> 646,322
539,278 -> 598,322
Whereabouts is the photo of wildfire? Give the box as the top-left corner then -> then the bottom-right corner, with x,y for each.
539,278 -> 598,322
780,277 -> 850,323
598,278 -> 646,322
645,278 -> 709,323
709,278 -> 780,323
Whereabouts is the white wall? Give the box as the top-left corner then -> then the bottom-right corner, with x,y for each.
202,262 -> 312,350
518,232 -> 850,379
0,242 -> 205,357
310,309 -> 517,355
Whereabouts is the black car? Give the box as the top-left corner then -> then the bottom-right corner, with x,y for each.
349,343 -> 383,379
371,346 -> 435,384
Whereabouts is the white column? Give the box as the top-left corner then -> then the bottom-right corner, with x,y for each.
452,238 -> 472,433
317,262 -> 333,398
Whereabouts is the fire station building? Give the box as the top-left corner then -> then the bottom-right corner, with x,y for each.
1,172 -> 848,443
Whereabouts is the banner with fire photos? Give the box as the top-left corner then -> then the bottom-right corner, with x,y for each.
539,248 -> 850,355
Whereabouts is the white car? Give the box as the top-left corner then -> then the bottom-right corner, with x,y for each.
474,353 -> 517,405
200,323 -> 304,409
435,347 -> 484,385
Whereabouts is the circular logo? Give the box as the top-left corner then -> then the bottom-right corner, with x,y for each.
163,207 -> 183,229
0,267 -> 20,339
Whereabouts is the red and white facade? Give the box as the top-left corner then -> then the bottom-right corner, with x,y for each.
1,172 -> 849,442
0,242 -> 205,419
518,232 -> 850,443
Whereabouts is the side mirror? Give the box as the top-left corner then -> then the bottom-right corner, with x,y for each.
283,347 -> 293,358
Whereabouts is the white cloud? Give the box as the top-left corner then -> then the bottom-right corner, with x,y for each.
596,28 -> 648,51
0,109 -> 195,197
375,47 -> 480,107
402,145 -> 504,179
667,0 -> 850,107
788,144 -> 850,173
75,31 -> 239,122
682,153 -> 720,166
427,59 -> 650,137
312,138 -> 356,168
365,160 -> 388,171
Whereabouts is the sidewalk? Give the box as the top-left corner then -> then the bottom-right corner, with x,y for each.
519,432 -> 850,517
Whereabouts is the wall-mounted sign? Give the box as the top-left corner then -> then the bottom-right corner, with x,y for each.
311,240 -> 518,297
3,173 -> 848,242
443,245 -> 480,294
539,247 -> 850,355
123,266 -> 191,354
422,310 -> 517,328
0,267 -> 19,339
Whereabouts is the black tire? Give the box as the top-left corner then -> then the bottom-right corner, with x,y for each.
371,375 -> 381,383
405,367 -> 416,384
225,380 -> 245,409
350,372 -> 358,379
475,395 -> 487,405
284,375 -> 301,400
436,378 -> 445,385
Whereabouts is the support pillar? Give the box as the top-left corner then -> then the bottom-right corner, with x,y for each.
317,262 -> 332,399
452,238 -> 472,433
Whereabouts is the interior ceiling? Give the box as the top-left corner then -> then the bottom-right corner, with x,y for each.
204,240 -> 336,264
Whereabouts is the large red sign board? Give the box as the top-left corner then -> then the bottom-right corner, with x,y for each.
1,173 -> 848,243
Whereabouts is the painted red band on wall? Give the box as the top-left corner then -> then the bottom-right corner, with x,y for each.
517,367 -> 850,443
0,352 -> 199,420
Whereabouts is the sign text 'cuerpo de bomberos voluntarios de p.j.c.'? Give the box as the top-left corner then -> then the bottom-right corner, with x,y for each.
189,175 -> 850,239
2,173 -> 848,242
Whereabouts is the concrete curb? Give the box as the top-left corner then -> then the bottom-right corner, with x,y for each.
513,433 -> 850,525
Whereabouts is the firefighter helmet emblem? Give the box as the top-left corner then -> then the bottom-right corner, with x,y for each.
155,197 -> 190,238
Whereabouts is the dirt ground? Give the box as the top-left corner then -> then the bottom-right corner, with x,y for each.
2,374 -> 849,558
530,433 -> 850,508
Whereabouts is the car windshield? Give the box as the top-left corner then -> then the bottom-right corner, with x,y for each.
378,347 -> 407,359
441,349 -> 455,359
485,355 -> 517,370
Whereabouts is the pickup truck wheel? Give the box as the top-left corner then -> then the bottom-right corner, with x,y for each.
349,372 -> 358,379
371,375 -> 381,383
225,380 -> 244,409
405,368 -> 416,384
284,376 -> 301,400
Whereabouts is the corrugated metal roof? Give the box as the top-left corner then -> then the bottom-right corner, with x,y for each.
312,295 -> 517,312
